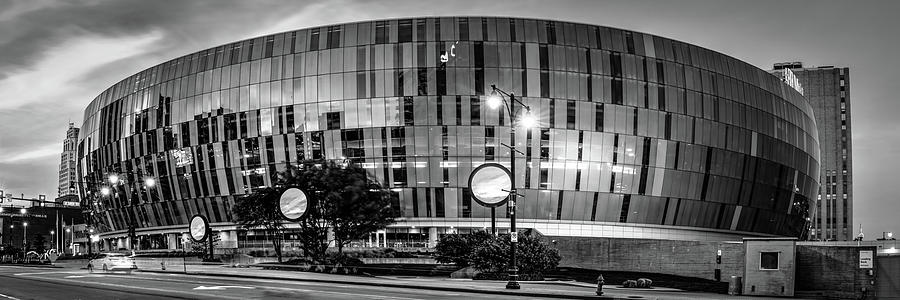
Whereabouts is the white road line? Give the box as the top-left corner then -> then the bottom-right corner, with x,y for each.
13,271 -> 81,276
0,293 -> 22,300
13,275 -> 248,300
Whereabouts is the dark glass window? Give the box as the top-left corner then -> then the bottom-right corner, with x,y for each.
326,26 -> 341,49
566,100 -> 576,129
417,68 -> 428,96
310,131 -> 323,159
470,97 -> 481,125
375,21 -> 388,44
458,18 -> 469,41
264,37 -> 275,58
398,20 -> 413,43
403,97 -> 415,126
619,194 -> 631,222
326,112 -> 341,130
595,103 -> 604,132
415,19 -> 426,41
309,29 -> 320,51
760,252 -> 779,270
546,22 -> 557,44
435,188 -> 445,217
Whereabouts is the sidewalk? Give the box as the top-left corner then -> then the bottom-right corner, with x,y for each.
135,263 -> 769,300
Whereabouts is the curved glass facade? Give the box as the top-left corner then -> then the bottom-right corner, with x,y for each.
77,17 -> 819,244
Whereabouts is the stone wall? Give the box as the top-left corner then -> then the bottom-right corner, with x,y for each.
794,245 -> 877,300
548,236 -> 744,281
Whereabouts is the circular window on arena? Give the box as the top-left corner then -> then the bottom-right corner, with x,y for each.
189,214 -> 209,243
279,188 -> 309,221
468,163 -> 512,207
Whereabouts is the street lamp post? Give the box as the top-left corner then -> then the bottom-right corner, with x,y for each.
65,228 -> 72,255
22,222 -> 28,257
487,84 -> 536,290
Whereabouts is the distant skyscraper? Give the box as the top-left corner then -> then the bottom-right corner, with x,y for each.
58,123 -> 80,198
772,62 -> 853,241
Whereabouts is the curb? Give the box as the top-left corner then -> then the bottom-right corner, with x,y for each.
0,263 -> 64,268
139,269 -> 629,299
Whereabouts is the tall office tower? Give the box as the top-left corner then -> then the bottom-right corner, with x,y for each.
58,123 -> 80,198
772,62 -> 853,241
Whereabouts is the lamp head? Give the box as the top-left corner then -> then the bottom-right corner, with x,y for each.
144,177 -> 156,188
487,90 -> 503,109
108,174 -> 119,185
520,110 -> 538,128
100,187 -> 110,196
20,208 -> 26,214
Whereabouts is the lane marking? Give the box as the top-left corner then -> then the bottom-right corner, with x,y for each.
193,286 -> 255,290
13,271 -> 81,276
12,274 -> 247,300
0,293 -> 22,300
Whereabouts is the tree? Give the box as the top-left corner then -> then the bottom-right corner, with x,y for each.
30,234 -> 47,254
434,231 -> 493,267
279,160 -> 398,258
319,162 -> 397,256
232,186 -> 286,262
234,160 -> 399,262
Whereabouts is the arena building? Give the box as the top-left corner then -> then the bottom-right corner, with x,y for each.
76,17 -> 819,253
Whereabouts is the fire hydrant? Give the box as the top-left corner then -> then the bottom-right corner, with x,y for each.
596,274 -> 605,296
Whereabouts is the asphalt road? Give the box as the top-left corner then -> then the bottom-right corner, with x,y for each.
0,266 -> 546,300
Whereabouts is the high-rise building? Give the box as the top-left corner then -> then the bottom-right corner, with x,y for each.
772,62 -> 853,241
58,123 -> 80,198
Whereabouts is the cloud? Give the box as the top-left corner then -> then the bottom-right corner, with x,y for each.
0,30 -> 163,110
0,143 -> 59,164
0,0 -> 316,81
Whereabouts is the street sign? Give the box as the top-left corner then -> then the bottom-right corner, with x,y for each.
510,231 -> 518,242
859,250 -> 873,268
279,188 -> 309,221
468,163 -> 512,207
189,214 -> 209,242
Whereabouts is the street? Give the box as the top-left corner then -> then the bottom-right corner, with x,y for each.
0,266 -> 545,300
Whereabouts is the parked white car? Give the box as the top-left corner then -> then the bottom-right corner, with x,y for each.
88,253 -> 137,274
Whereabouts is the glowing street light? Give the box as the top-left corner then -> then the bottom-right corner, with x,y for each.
100,187 -> 111,196
108,174 -> 120,185
519,111 -> 538,129
144,177 -> 156,188
20,208 -> 26,214
487,90 -> 504,110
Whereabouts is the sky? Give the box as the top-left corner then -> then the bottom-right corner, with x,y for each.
0,0 -> 897,237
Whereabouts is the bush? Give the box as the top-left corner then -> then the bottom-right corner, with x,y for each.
434,230 -> 560,279
469,232 -> 560,277
473,272 -> 546,281
621,278 -> 653,288
637,278 -> 653,288
434,231 -> 492,267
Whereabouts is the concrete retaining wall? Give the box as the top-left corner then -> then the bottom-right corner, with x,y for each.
548,236 -> 744,281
